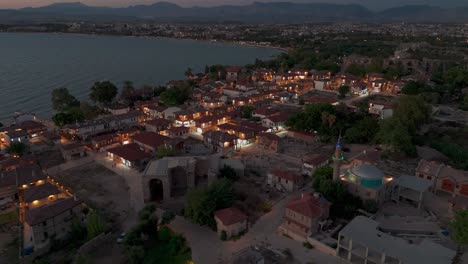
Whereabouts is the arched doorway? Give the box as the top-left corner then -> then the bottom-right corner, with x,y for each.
149,179 -> 164,201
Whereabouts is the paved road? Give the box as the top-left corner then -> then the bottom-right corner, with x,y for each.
170,192 -> 342,264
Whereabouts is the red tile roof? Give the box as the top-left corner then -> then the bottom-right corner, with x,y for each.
215,207 -> 247,226
269,168 -> 302,182
304,154 -> 329,166
133,132 -> 170,149
107,143 -> 151,162
286,194 -> 330,219
266,112 -> 291,123
145,118 -> 172,127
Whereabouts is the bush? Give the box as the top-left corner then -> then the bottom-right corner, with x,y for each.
363,200 -> 379,214
303,242 -> 314,249
220,231 -> 227,241
139,204 -> 156,221
161,210 -> 176,225
259,201 -> 272,213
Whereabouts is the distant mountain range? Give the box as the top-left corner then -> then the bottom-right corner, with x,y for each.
0,2 -> 467,24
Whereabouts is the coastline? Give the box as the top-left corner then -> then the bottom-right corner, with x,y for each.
0,30 -> 289,53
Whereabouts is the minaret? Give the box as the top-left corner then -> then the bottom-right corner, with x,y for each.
332,135 -> 344,181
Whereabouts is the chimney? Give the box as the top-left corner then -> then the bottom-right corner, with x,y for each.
73,195 -> 78,201
314,192 -> 320,199
301,193 -> 304,199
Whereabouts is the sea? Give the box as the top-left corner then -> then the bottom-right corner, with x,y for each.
0,32 -> 282,122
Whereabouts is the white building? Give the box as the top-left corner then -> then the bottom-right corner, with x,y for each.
337,216 -> 455,264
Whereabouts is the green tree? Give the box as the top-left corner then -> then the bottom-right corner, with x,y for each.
220,165 -> 238,181
338,85 -> 350,99
120,80 -> 135,101
241,105 -> 255,119
160,82 -> 192,106
87,210 -> 105,240
52,109 -> 84,127
394,95 -> 430,133
185,179 -> 235,230
80,101 -> 102,120
51,87 -> 80,112
344,116 -> 379,143
376,117 -> 416,156
220,231 -> 227,241
89,81 -> 118,105
449,210 -> 468,260
156,146 -> 175,159
345,64 -> 367,77
401,81 -> 427,95
126,245 -> 145,264
184,67 -> 193,78
7,142 -> 26,157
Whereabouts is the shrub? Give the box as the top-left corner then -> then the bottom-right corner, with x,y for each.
303,242 -> 314,249
220,231 -> 227,241
161,210 -> 176,225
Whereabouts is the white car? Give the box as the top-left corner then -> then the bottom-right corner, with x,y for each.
116,232 -> 126,244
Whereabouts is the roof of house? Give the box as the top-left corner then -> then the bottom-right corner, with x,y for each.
25,198 -> 83,226
416,160 -> 444,177
214,207 -> 247,226
18,120 -> 47,131
23,183 -> 61,203
340,216 -> 455,264
0,164 -> 45,188
265,112 -> 290,123
286,193 -> 330,219
203,130 -> 238,142
91,134 -> 116,143
395,175 -> 432,193
144,118 -> 172,127
258,132 -> 280,142
132,132 -> 170,149
438,166 -> 468,183
61,141 -> 85,151
269,168 -> 302,182
107,143 -> 151,162
304,154 -> 329,166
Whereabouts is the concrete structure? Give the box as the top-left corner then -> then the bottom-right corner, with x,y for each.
340,164 -> 393,205
303,154 -> 329,176
368,102 -> 394,120
337,216 -> 455,264
0,165 -> 45,215
203,130 -> 238,154
142,155 -> 221,201
416,159 -> 468,198
60,142 -> 85,161
267,168 -> 303,192
214,207 -> 248,239
278,193 -> 330,241
256,132 -> 280,153
392,175 -> 432,209
23,198 -> 85,252
107,143 -> 152,168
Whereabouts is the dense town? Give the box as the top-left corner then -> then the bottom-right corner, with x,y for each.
0,21 -> 468,264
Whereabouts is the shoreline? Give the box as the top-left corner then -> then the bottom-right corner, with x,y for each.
0,30 -> 289,53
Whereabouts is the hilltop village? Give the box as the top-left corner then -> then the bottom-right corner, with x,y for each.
0,27 -> 467,264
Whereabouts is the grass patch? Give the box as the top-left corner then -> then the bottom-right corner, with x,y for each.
0,211 -> 18,225
303,242 -> 314,249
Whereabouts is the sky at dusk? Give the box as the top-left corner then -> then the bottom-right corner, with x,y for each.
0,0 -> 466,10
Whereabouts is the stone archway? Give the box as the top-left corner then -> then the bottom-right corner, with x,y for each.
149,179 -> 164,201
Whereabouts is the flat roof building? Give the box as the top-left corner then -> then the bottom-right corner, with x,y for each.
337,216 -> 455,264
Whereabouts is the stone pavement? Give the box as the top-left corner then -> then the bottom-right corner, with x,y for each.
169,192 -> 343,264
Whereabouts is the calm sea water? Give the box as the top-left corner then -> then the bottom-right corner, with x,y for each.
0,32 -> 281,122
